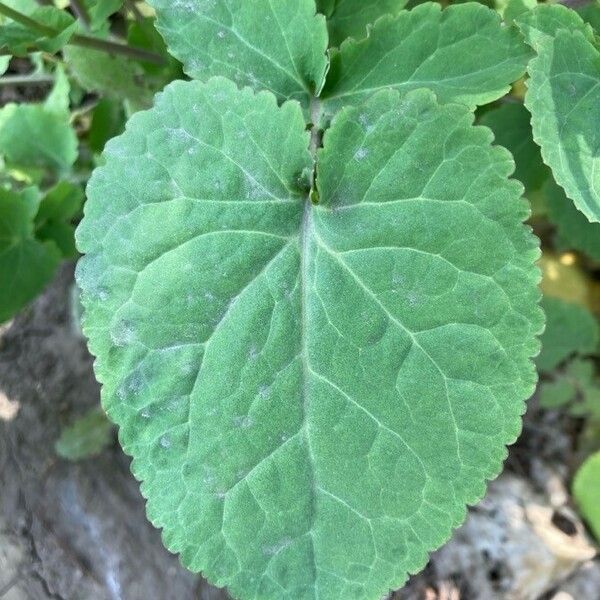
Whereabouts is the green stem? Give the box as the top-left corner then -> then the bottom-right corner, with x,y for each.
70,0 -> 90,28
125,0 -> 144,23
0,73 -> 54,85
69,33 -> 164,64
0,2 -> 55,36
0,1 -> 165,65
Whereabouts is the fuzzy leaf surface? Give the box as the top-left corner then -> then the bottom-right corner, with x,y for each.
320,3 -> 532,118
77,78 -> 542,600
147,0 -> 328,105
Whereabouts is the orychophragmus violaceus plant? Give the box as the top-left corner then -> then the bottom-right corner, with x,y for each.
76,2 -> 600,598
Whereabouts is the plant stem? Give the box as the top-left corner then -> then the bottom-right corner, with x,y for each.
0,1 -> 165,65
0,2 -> 55,36
0,73 -> 54,85
70,0 -> 90,28
69,34 -> 164,64
125,0 -> 144,23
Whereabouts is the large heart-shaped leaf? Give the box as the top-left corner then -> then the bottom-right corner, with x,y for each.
77,76 -> 542,599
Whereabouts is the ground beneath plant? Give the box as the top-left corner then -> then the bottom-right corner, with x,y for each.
0,265 -> 598,600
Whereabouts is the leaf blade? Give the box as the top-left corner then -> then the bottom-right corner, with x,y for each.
320,3 -> 532,117
147,0 -> 328,105
521,25 -> 600,222
573,450 -> 600,542
319,0 -> 408,47
0,187 -> 61,322
77,80 -> 543,599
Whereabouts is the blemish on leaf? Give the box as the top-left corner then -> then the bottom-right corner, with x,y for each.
354,147 -> 368,161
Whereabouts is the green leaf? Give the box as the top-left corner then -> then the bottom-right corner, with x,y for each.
0,102 -> 78,174
64,44 -> 154,110
0,186 -> 61,323
44,64 -> 71,116
537,296 -> 599,373
127,16 -> 182,79
538,377 -> 575,409
0,5 -> 76,55
545,178 -> 600,262
320,3 -> 532,118
147,0 -> 328,105
88,97 -> 126,154
316,0 -> 335,16
501,0 -> 537,25
515,3 -> 595,49
55,406 -> 113,460
318,0 -> 408,47
517,8 -> 600,222
538,357 -> 600,415
35,181 -> 83,258
77,78 -> 542,599
576,1 -> 600,34
479,102 -> 549,195
0,55 -> 9,75
573,450 -> 600,542
82,0 -> 123,31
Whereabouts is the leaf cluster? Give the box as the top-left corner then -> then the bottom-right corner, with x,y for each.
0,1 -> 181,322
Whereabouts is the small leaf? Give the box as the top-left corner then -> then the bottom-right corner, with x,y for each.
35,181 -> 83,258
539,357 -> 600,415
64,44 -> 153,110
321,3 -> 532,118
480,102 -> 550,195
0,102 -> 77,174
88,97 -> 126,154
521,28 -> 600,223
515,3 -> 595,49
0,5 -> 76,55
82,0 -> 123,31
77,78 -> 542,599
148,0 -> 329,105
55,407 -> 113,460
537,296 -> 599,373
0,187 -> 61,323
319,0 -> 408,47
573,450 -> 600,542
127,16 -> 182,79
0,55 -> 10,76
545,178 -> 600,262
44,64 -> 71,116
539,378 -> 576,409
502,0 -> 537,25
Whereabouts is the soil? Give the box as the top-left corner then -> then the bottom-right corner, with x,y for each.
0,265 -> 599,600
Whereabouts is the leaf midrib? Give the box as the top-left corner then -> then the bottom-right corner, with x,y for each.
300,94 -> 321,598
